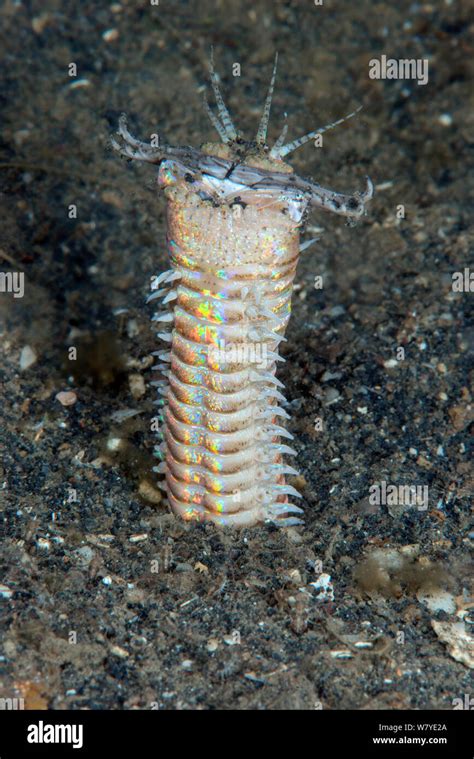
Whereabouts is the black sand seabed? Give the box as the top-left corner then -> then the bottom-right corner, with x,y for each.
0,0 -> 472,710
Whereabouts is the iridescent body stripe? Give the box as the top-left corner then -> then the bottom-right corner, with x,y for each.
112,53 -> 372,527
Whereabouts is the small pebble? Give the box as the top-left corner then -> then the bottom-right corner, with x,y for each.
110,645 -> 129,658
68,79 -> 91,90
107,437 -> 124,453
19,345 -> 37,370
102,28 -> 119,42
129,533 -> 148,543
131,636 -> 147,646
31,13 -> 51,34
175,562 -> 193,572
438,113 -> 453,127
127,319 -> 139,338
74,546 -> 95,566
138,479 -> 162,504
129,373 -> 146,399
324,387 -> 340,405
223,634 -> 240,646
194,561 -> 208,574
287,568 -> 303,585
321,370 -> 342,382
55,390 -> 77,407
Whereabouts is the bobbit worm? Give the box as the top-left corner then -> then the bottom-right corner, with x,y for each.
112,52 -> 373,528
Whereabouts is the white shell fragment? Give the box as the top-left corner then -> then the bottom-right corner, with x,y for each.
418,590 -> 456,615
309,573 -> 335,602
19,345 -> 37,370
55,390 -> 77,407
431,619 -> 474,669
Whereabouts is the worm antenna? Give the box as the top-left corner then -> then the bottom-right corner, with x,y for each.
274,105 -> 363,159
117,113 -> 144,148
269,120 -> 288,157
209,46 -> 238,141
112,113 -> 164,163
256,52 -> 279,145
202,93 -> 230,143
